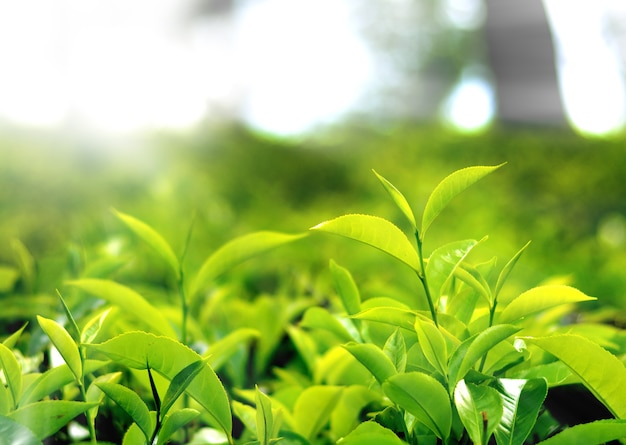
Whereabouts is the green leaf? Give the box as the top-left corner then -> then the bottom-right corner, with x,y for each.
300,307 -> 354,342
330,386 -> 380,439
11,239 -> 35,293
535,419 -> 626,445
499,285 -> 596,324
421,164 -> 504,239
203,328 -> 260,372
2,323 -> 28,349
454,380 -> 503,445
329,260 -> 361,316
0,266 -> 19,293
0,344 -> 21,409
86,372 -> 122,424
426,239 -> 481,302
36,316 -> 82,382
191,231 -> 306,298
494,241 -> 531,301
293,385 -> 343,441
494,378 -> 547,445
311,214 -> 420,272
8,401 -> 97,440
415,318 -> 448,377
343,342 -> 397,385
56,291 -> 81,344
353,307 -> 416,332
453,263 -> 492,305
0,415 -> 41,445
524,334 -> 626,419
158,408 -> 200,445
66,279 -> 178,338
448,325 -> 520,390
113,209 -> 180,279
338,421 -> 406,445
161,359 -> 208,416
87,331 -> 232,436
81,308 -> 112,344
383,329 -> 407,373
96,382 -> 153,443
383,372 -> 452,440
256,386 -> 275,445
373,169 -> 417,229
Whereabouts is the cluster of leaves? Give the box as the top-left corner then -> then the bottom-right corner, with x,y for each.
1,163 -> 626,444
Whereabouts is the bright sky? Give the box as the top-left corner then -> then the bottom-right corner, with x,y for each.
0,0 -> 623,137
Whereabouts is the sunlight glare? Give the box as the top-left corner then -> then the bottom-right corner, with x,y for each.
441,67 -> 495,132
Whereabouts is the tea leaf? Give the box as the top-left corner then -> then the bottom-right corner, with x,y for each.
66,279 -> 177,338
383,372 -> 452,440
338,420 -> 406,445
96,382 -> 153,443
421,164 -> 504,239
329,260 -> 361,316
300,307 -> 355,343
255,386 -> 275,445
454,379 -> 503,445
311,214 -> 420,272
535,419 -> 626,445
158,408 -> 200,445
113,209 -> 180,280
161,359 -> 208,416
383,329 -> 407,373
0,266 -> 19,293
2,323 -> 28,349
203,328 -> 260,372
415,318 -> 447,377
330,386 -> 380,439
524,334 -> 626,419
293,385 -> 343,441
494,378 -> 547,445
36,316 -> 82,382
11,239 -> 35,293
494,241 -> 531,300
448,324 -> 520,390
343,342 -> 397,385
353,307 -> 415,332
191,231 -> 306,298
8,400 -> 97,440
85,372 -> 122,424
0,344 -> 21,409
88,331 -> 232,436
499,285 -> 596,324
426,239 -> 481,302
0,416 -> 41,445
373,169 -> 417,229
80,308 -> 112,344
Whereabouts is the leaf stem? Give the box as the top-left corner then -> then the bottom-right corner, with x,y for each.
416,231 -> 438,326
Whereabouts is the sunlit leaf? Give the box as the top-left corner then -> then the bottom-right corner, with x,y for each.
0,415 -> 41,445
11,239 -> 35,293
203,328 -> 259,372
311,214 -> 420,272
158,408 -> 200,445
373,169 -> 417,229
338,421 -> 406,445
66,279 -> 177,338
161,359 -> 208,416
113,209 -> 180,280
300,307 -> 354,343
0,266 -> 19,293
86,372 -> 122,425
383,329 -> 407,373
330,386 -> 380,439
426,239 -> 481,302
36,316 -> 82,382
191,231 -> 306,298
0,344 -> 21,410
8,401 -> 97,440
454,380 -> 503,445
524,334 -> 626,419
81,308 -> 112,344
499,285 -> 595,324
256,386 -> 276,445
329,260 -> 361,316
494,378 -> 547,445
415,318 -> 448,376
96,382 -> 153,443
293,385 -> 343,441
343,342 -> 397,385
383,372 -> 452,440
2,323 -> 28,350
536,419 -> 626,445
494,241 -> 531,301
421,164 -> 504,239
87,331 -> 232,436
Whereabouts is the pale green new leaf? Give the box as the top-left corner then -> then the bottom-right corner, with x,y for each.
191,231 -> 306,298
494,241 -> 531,301
499,285 -> 595,324
0,415 -> 41,445
293,386 -> 343,441
383,329 -> 407,373
329,260 -> 361,316
300,307 -> 354,342
373,169 -> 417,229
338,421 -> 406,445
96,382 -> 153,443
81,308 -> 112,344
113,209 -> 180,279
536,419 -> 626,445
87,331 -> 232,436
311,214 -> 420,272
330,386 -> 380,439
86,372 -> 122,424
421,164 -> 504,239
448,324 -> 520,390
0,344 -> 21,410
2,322 -> 28,349
203,328 -> 260,372
415,318 -> 447,377
494,378 -> 547,445
454,380 -> 503,445
524,334 -> 626,419
256,386 -> 275,445
383,372 -> 452,440
161,359 -> 207,416
66,279 -> 177,338
343,342 -> 397,384
8,401 -> 97,440
158,409 -> 200,445
426,239 -> 481,301
36,316 -> 82,382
